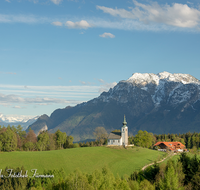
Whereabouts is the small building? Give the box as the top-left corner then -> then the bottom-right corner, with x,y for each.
107,116 -> 128,146
154,141 -> 186,152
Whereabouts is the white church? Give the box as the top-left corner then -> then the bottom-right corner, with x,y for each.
107,116 -> 128,147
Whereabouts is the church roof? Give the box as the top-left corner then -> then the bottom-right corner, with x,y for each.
108,132 -> 121,139
122,115 -> 127,128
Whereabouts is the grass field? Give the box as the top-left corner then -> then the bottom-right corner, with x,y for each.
0,146 -> 166,177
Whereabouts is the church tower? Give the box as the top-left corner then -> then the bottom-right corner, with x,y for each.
121,115 -> 128,146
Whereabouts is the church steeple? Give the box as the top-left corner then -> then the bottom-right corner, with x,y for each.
122,115 -> 127,127
121,115 -> 128,146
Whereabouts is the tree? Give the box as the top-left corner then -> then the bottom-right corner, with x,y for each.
139,179 -> 155,190
23,129 -> 37,151
16,125 -> 26,139
25,129 -> 37,143
37,131 -> 50,151
0,127 -> 17,151
64,135 -> 74,148
187,137 -> 191,149
48,133 -> 56,150
112,129 -> 121,132
55,130 -> 67,149
93,127 -> 108,146
0,141 -> 2,151
134,130 -> 155,148
191,165 -> 200,190
158,161 -> 180,190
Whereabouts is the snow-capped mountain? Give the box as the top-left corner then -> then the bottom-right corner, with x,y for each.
0,114 -> 36,123
29,72 -> 200,141
0,114 -> 40,130
97,71 -> 200,106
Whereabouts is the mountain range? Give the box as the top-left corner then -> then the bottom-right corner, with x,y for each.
0,114 -> 39,130
28,71 -> 200,141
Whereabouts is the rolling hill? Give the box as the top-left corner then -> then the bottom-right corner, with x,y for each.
0,147 -> 165,177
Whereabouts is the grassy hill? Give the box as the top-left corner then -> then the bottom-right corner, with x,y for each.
0,146 -> 165,177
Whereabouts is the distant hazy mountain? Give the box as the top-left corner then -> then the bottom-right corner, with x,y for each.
0,114 -> 40,130
28,72 -> 200,141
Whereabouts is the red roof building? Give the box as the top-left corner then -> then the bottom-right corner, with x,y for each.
154,141 -> 186,152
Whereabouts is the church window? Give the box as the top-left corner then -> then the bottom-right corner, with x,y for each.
118,140 -> 120,143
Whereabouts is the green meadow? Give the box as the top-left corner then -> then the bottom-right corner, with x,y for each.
0,146 -> 165,177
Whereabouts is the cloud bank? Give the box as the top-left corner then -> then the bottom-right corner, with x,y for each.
0,93 -> 81,106
97,0 -> 200,29
2,1 -> 199,32
0,82 -> 117,107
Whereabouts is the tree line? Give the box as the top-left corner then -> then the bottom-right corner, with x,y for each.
128,130 -> 200,150
2,124 -> 200,152
0,125 -> 75,152
154,132 -> 200,149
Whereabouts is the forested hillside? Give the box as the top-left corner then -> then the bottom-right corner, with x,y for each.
29,72 -> 200,141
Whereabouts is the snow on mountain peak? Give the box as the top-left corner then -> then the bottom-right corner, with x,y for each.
0,114 -> 38,123
127,72 -> 159,85
127,71 -> 199,85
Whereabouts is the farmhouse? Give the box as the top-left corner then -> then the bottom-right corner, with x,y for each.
107,116 -> 128,146
154,141 -> 186,152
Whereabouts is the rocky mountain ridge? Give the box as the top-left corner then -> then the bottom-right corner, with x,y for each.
29,72 -> 200,141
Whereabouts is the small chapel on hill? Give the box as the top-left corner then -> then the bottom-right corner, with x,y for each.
107,116 -> 128,147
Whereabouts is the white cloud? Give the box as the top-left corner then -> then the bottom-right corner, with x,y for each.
79,81 -> 94,85
89,18 -> 171,31
97,5 -> 135,19
0,93 -> 81,105
65,20 -> 92,29
99,32 -> 115,38
0,82 -> 117,106
0,72 -> 16,75
98,82 -> 117,93
98,79 -> 105,83
13,106 -> 23,109
5,0 -> 10,2
97,0 -> 200,28
0,14 -> 48,24
80,81 -> 87,85
51,21 -> 63,26
51,0 -> 63,5
95,79 -> 117,93
0,84 -> 102,104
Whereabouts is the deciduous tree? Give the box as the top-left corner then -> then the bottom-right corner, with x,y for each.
93,127 -> 108,146
55,130 -> 67,149
134,130 -> 155,148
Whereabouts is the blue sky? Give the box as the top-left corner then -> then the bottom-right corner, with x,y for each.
0,0 -> 200,119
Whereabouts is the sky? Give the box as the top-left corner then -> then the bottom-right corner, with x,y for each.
0,0 -> 200,119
